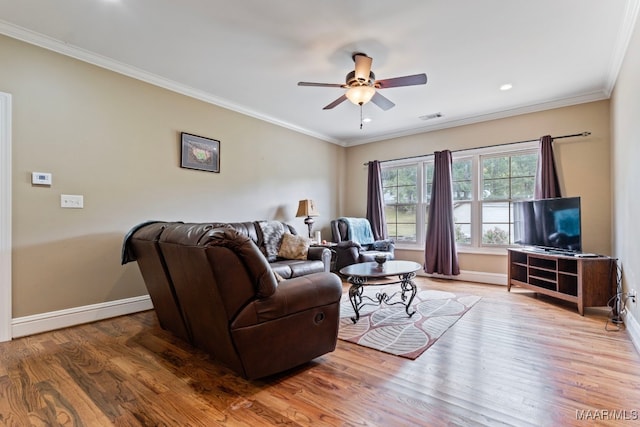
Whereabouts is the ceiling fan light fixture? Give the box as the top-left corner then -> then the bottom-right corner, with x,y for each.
346,85 -> 376,105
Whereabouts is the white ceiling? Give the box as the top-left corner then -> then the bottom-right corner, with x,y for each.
1,0 -> 638,146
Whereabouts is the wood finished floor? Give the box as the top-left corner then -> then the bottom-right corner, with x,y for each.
1,278 -> 640,426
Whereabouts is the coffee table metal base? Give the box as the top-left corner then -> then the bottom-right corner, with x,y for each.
347,272 -> 418,323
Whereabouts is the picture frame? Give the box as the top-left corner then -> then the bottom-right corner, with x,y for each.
180,132 -> 220,173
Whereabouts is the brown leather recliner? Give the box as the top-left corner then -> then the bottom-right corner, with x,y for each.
330,217 -> 395,271
150,223 -> 342,379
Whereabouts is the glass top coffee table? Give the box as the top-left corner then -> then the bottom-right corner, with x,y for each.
339,260 -> 422,323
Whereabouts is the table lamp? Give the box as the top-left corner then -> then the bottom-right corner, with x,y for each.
296,199 -> 319,238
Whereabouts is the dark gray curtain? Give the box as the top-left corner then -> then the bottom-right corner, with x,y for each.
366,160 -> 388,240
424,150 -> 460,276
534,135 -> 562,199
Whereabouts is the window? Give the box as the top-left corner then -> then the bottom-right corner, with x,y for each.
381,143 -> 538,250
382,165 -> 418,243
481,152 -> 537,245
452,159 -> 473,245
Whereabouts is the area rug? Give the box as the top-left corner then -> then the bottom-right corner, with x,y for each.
338,286 -> 481,359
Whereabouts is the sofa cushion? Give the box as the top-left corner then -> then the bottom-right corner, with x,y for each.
278,232 -> 310,260
258,220 -> 286,262
222,222 -> 259,244
288,259 -> 325,277
371,239 -> 394,251
271,263 -> 293,279
270,259 -> 325,279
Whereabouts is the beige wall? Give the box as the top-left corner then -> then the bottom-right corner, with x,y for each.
1,30 -> 620,319
1,35 -> 344,317
611,17 -> 640,320
344,101 -> 612,276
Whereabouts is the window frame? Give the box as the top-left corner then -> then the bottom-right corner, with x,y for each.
381,141 -> 539,253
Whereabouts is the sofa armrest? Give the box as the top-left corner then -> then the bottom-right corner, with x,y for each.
333,244 -> 360,272
337,240 -> 361,249
231,272 -> 342,328
307,246 -> 332,272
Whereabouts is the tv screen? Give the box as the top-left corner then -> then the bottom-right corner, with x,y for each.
513,197 -> 582,252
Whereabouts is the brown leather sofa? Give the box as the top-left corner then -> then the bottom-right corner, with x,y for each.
215,220 -> 331,278
122,221 -> 343,379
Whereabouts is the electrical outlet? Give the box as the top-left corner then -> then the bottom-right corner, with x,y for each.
60,194 -> 84,209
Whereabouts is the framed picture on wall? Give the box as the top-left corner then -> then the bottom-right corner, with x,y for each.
180,132 -> 220,173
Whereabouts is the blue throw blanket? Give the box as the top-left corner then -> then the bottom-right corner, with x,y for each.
340,217 -> 375,245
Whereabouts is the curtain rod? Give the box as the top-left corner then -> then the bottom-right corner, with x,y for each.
364,131 -> 591,166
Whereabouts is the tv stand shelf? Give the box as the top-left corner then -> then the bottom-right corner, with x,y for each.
507,248 -> 615,315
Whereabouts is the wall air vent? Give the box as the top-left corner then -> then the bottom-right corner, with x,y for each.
419,112 -> 443,121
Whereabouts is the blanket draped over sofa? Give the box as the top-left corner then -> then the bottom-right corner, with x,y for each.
338,216 -> 375,245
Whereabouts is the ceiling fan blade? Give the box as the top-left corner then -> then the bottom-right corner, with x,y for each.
353,53 -> 373,82
376,73 -> 427,89
323,94 -> 348,110
371,92 -> 395,111
298,82 -> 344,88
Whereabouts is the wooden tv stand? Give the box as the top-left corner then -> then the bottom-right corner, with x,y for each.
507,248 -> 616,315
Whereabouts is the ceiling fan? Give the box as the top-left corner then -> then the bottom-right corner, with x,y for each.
297,53 -> 427,111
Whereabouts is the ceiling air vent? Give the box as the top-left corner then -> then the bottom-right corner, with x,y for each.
419,112 -> 443,121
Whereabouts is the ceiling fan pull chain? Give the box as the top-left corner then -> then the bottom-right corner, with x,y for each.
360,103 -> 363,130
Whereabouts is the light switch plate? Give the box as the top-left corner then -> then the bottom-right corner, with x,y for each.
61,194 -> 83,209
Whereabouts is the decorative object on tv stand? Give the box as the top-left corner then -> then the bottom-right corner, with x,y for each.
296,199 -> 319,238
180,132 -> 220,173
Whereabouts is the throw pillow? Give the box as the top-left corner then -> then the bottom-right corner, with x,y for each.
258,220 -> 286,262
278,232 -> 310,260
372,240 -> 392,251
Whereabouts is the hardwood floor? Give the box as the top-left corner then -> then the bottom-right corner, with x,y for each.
2,278 -> 640,426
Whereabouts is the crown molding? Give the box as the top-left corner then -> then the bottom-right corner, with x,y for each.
604,0 -> 640,96
0,21 -> 341,146
343,90 -> 609,147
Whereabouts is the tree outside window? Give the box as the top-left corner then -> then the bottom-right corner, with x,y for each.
481,152 -> 537,245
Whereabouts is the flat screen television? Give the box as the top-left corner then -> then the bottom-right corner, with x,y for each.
513,196 -> 582,253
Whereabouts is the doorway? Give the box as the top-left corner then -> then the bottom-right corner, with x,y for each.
1,92 -> 12,341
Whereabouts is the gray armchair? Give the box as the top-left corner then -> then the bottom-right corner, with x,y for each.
330,217 -> 395,271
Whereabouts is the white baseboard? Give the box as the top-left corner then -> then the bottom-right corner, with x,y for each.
418,269 -> 508,286
9,270 -> 505,339
623,309 -> 640,355
11,295 -> 153,338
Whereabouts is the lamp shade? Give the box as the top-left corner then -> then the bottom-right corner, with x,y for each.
296,199 -> 319,217
346,85 -> 376,105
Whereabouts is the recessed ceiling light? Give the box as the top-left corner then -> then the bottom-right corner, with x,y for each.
500,83 -> 513,91
362,117 -> 372,123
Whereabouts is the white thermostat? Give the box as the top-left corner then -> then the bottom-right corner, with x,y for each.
32,172 -> 52,185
